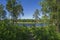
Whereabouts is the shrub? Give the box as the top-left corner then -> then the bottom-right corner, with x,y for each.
0,21 -> 60,40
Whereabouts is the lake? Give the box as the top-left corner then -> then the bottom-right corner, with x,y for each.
16,22 -> 46,27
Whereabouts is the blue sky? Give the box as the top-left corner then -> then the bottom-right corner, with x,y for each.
0,0 -> 41,19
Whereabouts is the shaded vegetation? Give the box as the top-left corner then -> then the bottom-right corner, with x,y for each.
0,21 -> 60,40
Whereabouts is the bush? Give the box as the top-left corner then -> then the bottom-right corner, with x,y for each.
30,26 -> 60,40
0,21 -> 60,40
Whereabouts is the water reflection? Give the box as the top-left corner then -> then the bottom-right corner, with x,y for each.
17,23 -> 46,27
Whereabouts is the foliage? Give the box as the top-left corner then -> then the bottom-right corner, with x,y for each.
0,21 -> 60,40
33,9 -> 40,27
33,9 -> 40,20
40,0 -> 60,32
0,4 -> 6,20
6,0 -> 24,23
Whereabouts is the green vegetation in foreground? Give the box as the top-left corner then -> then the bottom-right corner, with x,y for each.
0,21 -> 60,40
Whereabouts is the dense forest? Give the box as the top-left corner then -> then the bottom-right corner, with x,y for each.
0,0 -> 60,40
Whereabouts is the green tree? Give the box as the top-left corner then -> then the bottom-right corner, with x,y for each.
33,9 -> 40,23
40,0 -> 60,32
0,4 -> 6,20
33,9 -> 40,27
6,0 -> 24,23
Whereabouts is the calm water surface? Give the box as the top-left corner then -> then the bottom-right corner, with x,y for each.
17,23 -> 46,27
